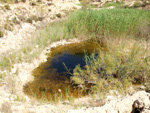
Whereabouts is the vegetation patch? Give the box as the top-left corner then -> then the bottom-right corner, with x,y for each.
66,9 -> 150,95
56,13 -> 61,18
66,9 -> 150,40
102,2 -> 124,8
71,44 -> 149,94
0,30 -> 4,37
4,4 -> 10,10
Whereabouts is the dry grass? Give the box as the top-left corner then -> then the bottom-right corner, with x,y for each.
0,102 -> 12,113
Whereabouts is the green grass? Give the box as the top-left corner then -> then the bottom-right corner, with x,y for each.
102,2 -> 124,8
66,8 -> 150,40
0,31 -> 4,37
0,0 -> 13,3
79,0 -> 99,8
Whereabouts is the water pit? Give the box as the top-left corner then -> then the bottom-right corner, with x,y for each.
24,40 -> 103,101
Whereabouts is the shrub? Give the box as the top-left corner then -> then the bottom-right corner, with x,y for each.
14,0 -> 18,3
4,4 -> 10,10
56,13 -> 61,18
133,2 -> 142,8
4,22 -> 13,31
102,2 -> 124,8
0,31 -> 4,37
71,44 -> 150,93
37,0 -> 41,2
21,0 -> 26,2
26,18 -> 33,24
30,15 -> 38,22
30,15 -> 44,22
48,9 -> 51,12
12,17 -> 20,24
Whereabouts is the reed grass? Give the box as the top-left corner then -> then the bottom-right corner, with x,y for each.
66,8 -> 150,40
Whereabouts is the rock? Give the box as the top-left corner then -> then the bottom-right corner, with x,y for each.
106,96 -> 115,101
62,101 -> 70,105
30,2 -> 37,6
131,100 -> 145,113
109,90 -> 118,95
139,86 -> 146,90
68,91 -> 150,113
47,3 -> 54,6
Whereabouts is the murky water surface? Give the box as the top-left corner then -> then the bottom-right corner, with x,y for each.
23,40 -> 103,101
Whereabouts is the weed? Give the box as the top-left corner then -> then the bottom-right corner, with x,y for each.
0,0 -> 14,3
21,0 -> 26,3
12,17 -> 20,24
102,2 -> 124,8
14,95 -> 26,102
26,18 -> 33,24
4,22 -> 13,31
133,2 -> 142,8
0,30 -> 4,37
48,9 -> 51,12
30,15 -> 44,22
4,4 -> 10,10
68,95 -> 74,104
0,102 -> 12,113
56,13 -> 61,18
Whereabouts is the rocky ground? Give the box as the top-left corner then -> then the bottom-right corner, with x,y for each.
90,0 -> 150,9
69,91 -> 150,113
0,0 -> 80,54
0,0 -> 150,113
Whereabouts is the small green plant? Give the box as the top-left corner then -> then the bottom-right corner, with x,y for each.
133,2 -> 142,8
4,4 -> 10,10
4,22 -> 13,31
21,0 -> 26,2
56,13 -> 61,18
37,0 -> 41,2
14,95 -> 26,102
1,0 -> 14,3
0,30 -> 4,37
102,2 -> 124,8
30,15 -> 38,22
38,16 -> 43,21
48,9 -> 51,12
68,95 -> 74,104
12,17 -> 20,24
26,18 -> 33,24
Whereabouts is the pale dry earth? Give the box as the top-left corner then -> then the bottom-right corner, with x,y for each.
68,91 -> 150,113
0,0 -> 80,54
